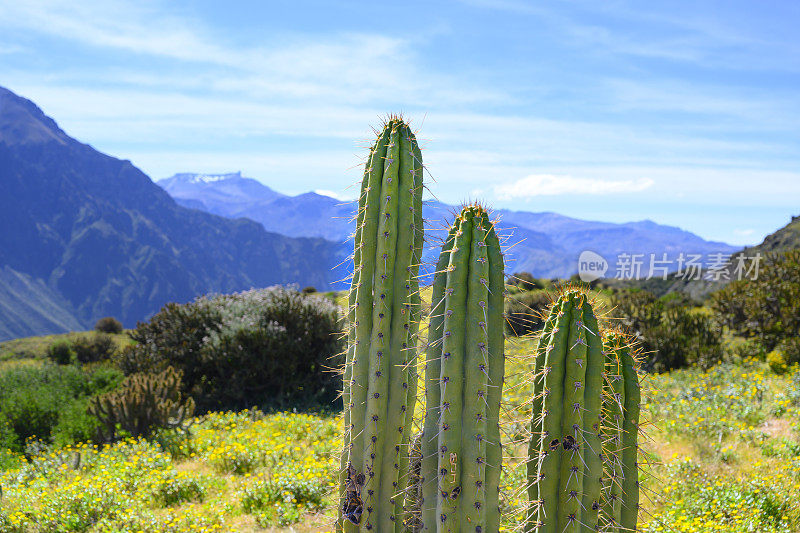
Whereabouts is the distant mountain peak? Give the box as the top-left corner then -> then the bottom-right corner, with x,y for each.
0,86 -> 70,147
168,171 -> 244,184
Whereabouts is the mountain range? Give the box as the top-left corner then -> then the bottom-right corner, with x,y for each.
0,85 -> 751,342
0,86 -> 345,341
159,172 -> 738,279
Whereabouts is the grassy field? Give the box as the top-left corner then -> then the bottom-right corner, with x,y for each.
1,309 -> 799,531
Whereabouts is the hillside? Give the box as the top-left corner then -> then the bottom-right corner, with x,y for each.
0,87 -> 346,340
598,214 -> 800,299
160,172 -> 737,279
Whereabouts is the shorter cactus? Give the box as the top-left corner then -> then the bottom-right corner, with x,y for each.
89,366 -> 194,442
526,288 -> 603,533
600,331 -> 642,532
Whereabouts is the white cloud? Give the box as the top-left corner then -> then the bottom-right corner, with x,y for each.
734,228 -> 755,237
314,189 -> 355,202
494,174 -> 654,200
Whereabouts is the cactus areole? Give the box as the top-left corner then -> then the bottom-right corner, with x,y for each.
339,117 -> 424,532
421,205 -> 505,533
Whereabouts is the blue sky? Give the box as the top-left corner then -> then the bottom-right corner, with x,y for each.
1,0 -> 798,246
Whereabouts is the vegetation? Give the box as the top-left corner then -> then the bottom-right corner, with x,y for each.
89,366 -> 195,442
505,289 -> 551,336
611,289 -> 722,372
712,250 -> 800,361
1,331 -> 798,532
120,286 -> 343,412
95,317 -> 124,334
0,363 -> 122,452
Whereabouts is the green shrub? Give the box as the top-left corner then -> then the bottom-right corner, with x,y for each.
776,337 -> 800,365
505,290 -> 551,336
46,340 -> 75,365
711,250 -> 800,351
72,333 -> 117,364
0,364 -> 123,451
121,287 -> 344,412
95,316 -> 123,334
612,289 -> 722,372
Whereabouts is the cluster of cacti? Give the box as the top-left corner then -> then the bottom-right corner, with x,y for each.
89,365 -> 194,442
338,116 -> 424,532
525,292 -> 642,532
337,117 -> 645,532
419,204 -> 505,533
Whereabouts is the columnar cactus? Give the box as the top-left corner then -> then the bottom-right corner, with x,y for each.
420,204 -> 505,533
600,331 -> 642,533
526,290 -> 604,533
339,117 -> 424,532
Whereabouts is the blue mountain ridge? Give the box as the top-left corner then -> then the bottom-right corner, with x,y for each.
159,173 -> 738,280
0,86 -> 347,341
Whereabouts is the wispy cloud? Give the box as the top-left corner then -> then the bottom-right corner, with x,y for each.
494,174 -> 654,200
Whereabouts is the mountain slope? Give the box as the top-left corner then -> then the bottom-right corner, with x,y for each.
160,173 -> 737,278
0,86 -> 345,340
0,266 -> 85,340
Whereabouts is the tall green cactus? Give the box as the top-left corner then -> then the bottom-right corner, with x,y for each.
339,117 -> 424,532
420,204 -> 505,533
600,331 -> 642,533
526,289 -> 604,533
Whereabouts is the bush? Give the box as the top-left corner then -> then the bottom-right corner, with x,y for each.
73,333 -> 117,364
120,286 -> 344,412
612,289 -> 722,372
505,291 -> 551,336
0,364 -> 123,451
711,250 -> 800,350
301,286 -> 317,294
95,316 -> 123,334
47,340 -> 75,365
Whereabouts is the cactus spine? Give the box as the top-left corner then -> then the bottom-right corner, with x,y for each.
421,204 -> 505,533
600,332 -> 641,532
339,117 -> 424,532
527,290 -> 604,533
